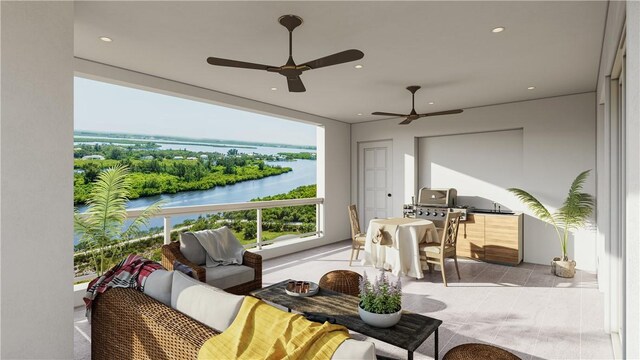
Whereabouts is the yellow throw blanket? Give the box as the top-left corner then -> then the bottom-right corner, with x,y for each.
198,296 -> 350,360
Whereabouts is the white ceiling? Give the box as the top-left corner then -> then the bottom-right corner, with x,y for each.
75,1 -> 607,124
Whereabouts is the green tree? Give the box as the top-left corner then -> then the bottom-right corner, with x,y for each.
242,221 -> 257,241
73,165 -> 163,275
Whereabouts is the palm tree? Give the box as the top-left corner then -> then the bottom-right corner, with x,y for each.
508,170 -> 594,261
74,165 -> 163,275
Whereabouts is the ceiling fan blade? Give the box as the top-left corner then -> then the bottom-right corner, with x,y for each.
300,49 -> 364,70
418,109 -> 464,117
287,76 -> 306,92
371,111 -> 407,117
206,57 -> 275,71
399,118 -> 413,125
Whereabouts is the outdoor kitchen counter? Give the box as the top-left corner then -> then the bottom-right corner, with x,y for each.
457,212 -> 523,265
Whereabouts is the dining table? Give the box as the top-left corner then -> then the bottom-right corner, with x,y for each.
362,217 -> 439,279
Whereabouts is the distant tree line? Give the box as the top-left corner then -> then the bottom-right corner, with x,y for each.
73,144 -> 293,204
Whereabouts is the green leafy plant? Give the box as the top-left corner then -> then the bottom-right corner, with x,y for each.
74,165 -> 163,275
359,269 -> 402,314
508,170 -> 594,261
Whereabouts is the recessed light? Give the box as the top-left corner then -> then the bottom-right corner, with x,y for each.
270,87 -> 278,91
428,102 -> 435,105
99,36 -> 113,42
527,86 -> 536,90
357,113 -> 363,116
491,27 -> 505,33
354,64 -> 363,69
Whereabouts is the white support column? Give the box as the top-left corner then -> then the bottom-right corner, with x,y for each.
624,1 -> 640,357
163,216 -> 172,244
0,2 -> 74,358
256,209 -> 263,249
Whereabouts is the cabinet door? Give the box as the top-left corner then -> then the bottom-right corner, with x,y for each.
484,215 -> 520,265
457,214 -> 485,259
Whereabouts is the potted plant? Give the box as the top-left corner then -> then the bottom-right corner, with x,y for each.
74,165 -> 163,276
358,269 -> 402,328
508,170 -> 594,278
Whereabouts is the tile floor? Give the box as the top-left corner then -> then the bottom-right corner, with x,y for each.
74,240 -> 614,359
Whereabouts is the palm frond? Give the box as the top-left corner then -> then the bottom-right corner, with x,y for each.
507,188 -> 554,223
85,165 -> 131,239
122,200 -> 164,240
558,170 -> 594,230
73,164 -> 164,275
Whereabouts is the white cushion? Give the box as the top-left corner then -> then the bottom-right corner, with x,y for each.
332,339 -> 376,360
179,232 -> 206,266
205,264 -> 254,289
171,271 -> 244,332
142,270 -> 173,306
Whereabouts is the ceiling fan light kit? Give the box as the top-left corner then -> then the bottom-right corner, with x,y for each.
206,14 -> 364,93
372,86 -> 463,125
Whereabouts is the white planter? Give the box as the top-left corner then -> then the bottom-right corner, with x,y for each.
358,305 -> 402,328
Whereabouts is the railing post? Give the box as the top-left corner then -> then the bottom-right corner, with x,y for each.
256,208 -> 263,250
316,204 -> 324,236
163,216 -> 172,244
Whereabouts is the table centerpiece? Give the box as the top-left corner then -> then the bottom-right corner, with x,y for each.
358,269 -> 402,328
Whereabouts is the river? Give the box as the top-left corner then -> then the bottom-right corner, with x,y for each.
74,159 -> 317,245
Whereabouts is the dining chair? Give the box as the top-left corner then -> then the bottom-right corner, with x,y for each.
347,204 -> 367,266
420,211 -> 462,286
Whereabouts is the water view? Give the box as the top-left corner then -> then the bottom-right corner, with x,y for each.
74,158 -> 316,244
73,77 -> 318,277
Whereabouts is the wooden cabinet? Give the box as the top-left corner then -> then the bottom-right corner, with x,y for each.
456,213 -> 523,265
484,214 -> 522,265
456,214 -> 485,259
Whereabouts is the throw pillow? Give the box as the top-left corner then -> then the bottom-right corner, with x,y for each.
171,271 -> 244,332
179,232 -> 207,265
173,260 -> 194,277
142,270 -> 173,306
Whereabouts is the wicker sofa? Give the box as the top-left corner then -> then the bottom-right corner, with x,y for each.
92,287 -> 219,359
161,240 -> 262,295
91,273 -> 376,360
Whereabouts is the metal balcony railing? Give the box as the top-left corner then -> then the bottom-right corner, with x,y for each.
74,197 -> 324,281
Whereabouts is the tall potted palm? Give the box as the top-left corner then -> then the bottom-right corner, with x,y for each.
508,170 -> 594,278
74,165 -> 163,275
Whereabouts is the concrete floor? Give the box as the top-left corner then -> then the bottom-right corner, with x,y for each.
74,240 -> 614,359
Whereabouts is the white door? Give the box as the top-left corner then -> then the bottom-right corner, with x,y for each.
358,140 -> 393,230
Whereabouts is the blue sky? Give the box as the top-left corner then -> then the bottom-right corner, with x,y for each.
74,77 -> 316,146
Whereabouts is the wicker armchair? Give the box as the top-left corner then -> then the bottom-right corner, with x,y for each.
161,241 -> 262,295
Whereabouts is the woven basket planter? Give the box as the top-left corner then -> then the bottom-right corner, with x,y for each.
551,257 -> 576,278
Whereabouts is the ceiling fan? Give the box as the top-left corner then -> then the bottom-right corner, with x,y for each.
372,86 -> 463,125
206,14 -> 364,93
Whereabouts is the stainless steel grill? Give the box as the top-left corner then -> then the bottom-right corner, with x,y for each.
417,187 -> 457,207
412,187 -> 467,222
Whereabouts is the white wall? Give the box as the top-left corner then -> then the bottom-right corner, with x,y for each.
74,59 -> 353,256
418,129 -> 524,211
352,93 -> 597,270
1,2 -> 74,358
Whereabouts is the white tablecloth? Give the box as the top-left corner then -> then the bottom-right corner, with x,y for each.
362,218 -> 438,279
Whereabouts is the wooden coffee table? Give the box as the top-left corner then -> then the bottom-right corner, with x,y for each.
250,280 -> 443,360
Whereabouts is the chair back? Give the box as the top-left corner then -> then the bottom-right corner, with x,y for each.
440,211 -> 462,250
348,204 -> 362,239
